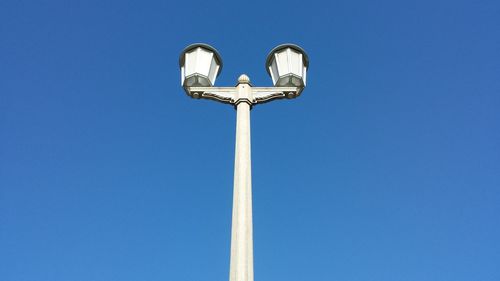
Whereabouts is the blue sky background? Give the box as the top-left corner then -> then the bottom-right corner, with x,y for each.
1,0 -> 499,280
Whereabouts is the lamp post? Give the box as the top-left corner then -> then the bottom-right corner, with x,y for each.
179,43 -> 309,281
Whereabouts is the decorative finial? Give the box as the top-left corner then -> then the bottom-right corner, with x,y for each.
238,74 -> 250,84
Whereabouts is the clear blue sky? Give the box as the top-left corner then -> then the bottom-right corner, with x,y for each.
1,0 -> 499,280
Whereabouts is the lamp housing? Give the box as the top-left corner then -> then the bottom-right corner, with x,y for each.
179,43 -> 223,88
266,44 -> 309,90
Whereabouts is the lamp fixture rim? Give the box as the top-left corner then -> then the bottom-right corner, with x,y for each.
265,43 -> 309,76
179,43 -> 223,76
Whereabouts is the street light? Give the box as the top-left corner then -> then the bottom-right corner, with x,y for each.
266,44 -> 309,96
179,43 -> 309,281
179,43 -> 223,89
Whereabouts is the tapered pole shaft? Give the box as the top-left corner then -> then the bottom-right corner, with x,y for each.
229,99 -> 254,281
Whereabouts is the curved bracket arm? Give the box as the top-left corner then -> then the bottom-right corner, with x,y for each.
185,87 -> 236,105
252,87 -> 299,105
185,86 -> 301,106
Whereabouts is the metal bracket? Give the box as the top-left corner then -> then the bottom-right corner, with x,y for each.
185,86 -> 300,107
185,87 -> 235,104
252,87 -> 298,104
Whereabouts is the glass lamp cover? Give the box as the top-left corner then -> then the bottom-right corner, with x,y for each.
180,44 -> 222,87
266,44 -> 309,88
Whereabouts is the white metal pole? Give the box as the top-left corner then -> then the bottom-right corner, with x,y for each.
229,79 -> 254,281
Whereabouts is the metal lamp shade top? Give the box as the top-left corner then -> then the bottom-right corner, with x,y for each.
266,44 -> 309,88
179,43 -> 223,87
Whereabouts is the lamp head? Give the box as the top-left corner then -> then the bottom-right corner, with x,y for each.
179,43 -> 223,88
266,44 -> 309,90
